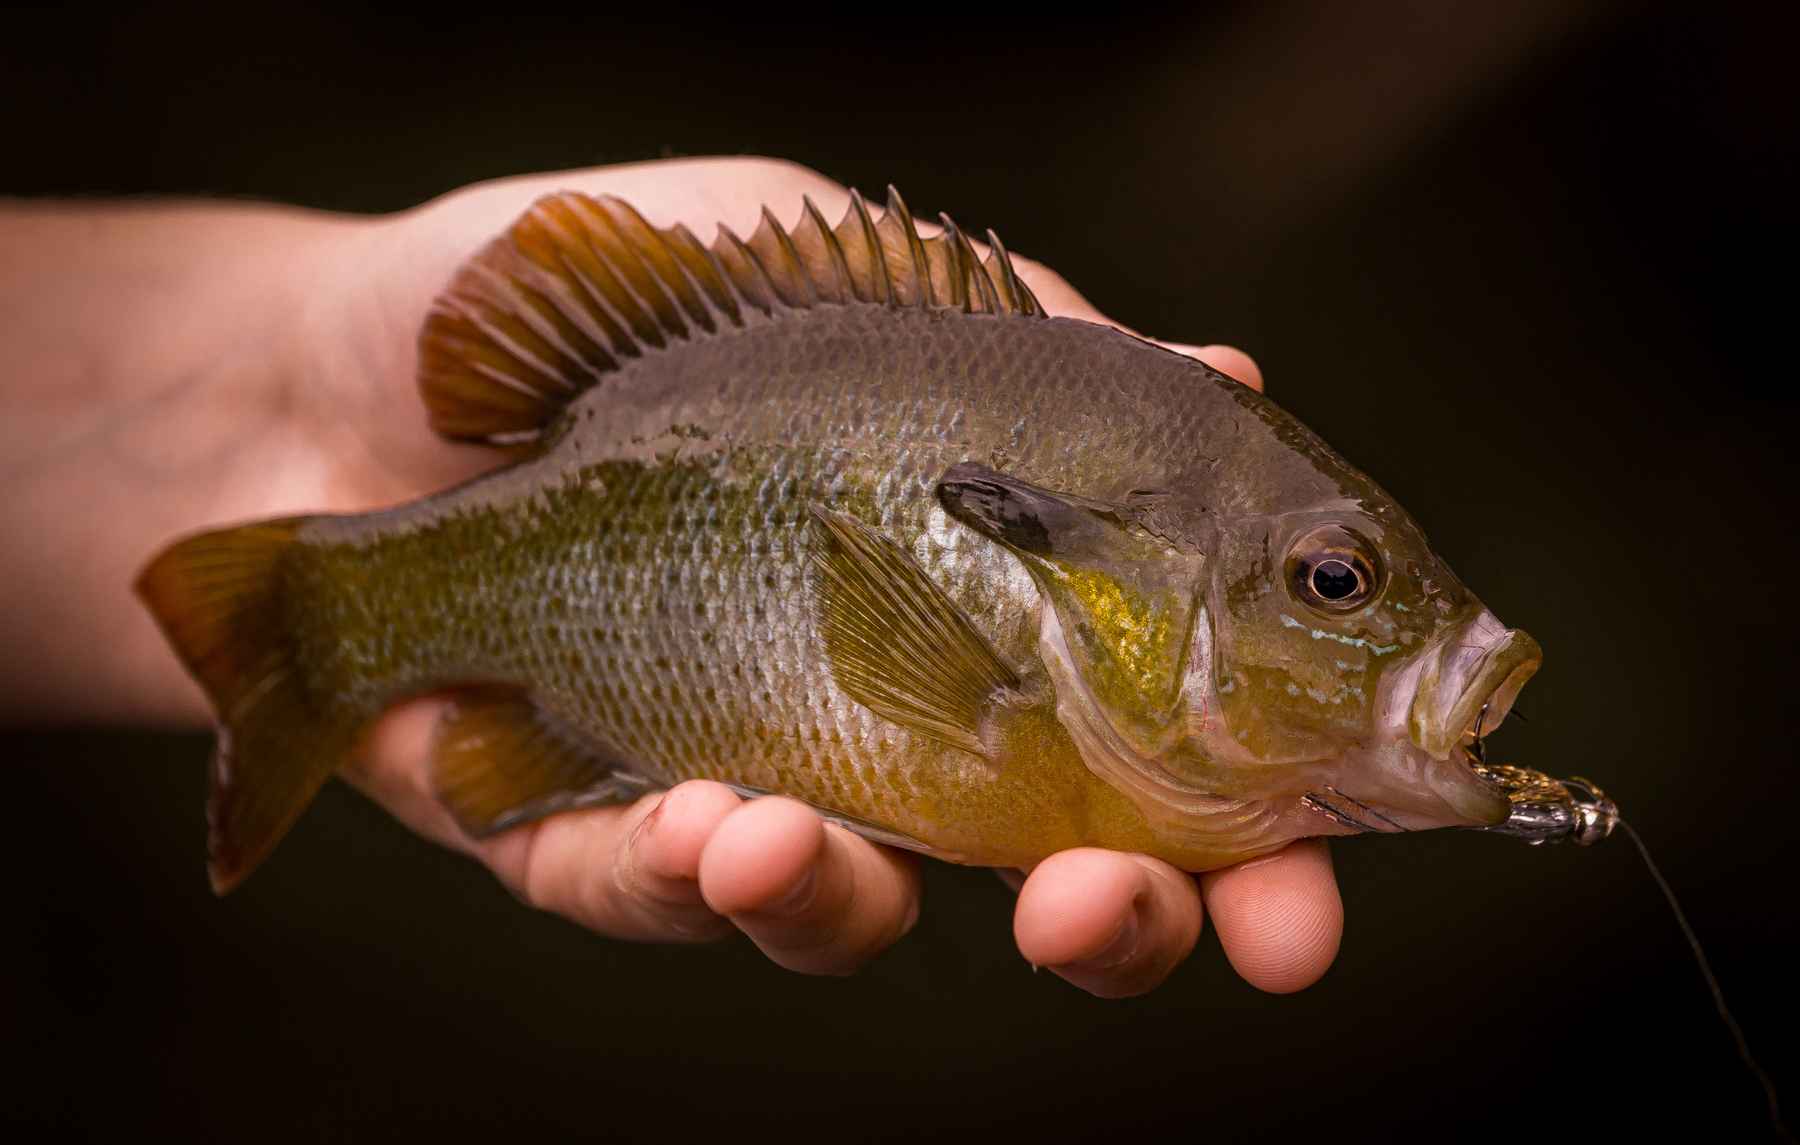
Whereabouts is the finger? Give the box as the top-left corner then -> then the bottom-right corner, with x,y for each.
997,255 -> 1264,393
698,796 -> 922,976
1014,849 -> 1204,999
1199,840 -> 1343,993
350,701 -> 749,943
497,780 -> 743,942
1183,343 -> 1265,392
339,696 -> 470,851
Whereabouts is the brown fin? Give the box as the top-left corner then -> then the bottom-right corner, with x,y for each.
418,186 -> 1044,446
430,686 -> 650,837
807,508 -> 1020,758
136,518 -> 360,893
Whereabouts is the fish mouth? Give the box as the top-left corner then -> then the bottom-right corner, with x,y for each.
1413,615 -> 1543,762
1307,612 -> 1543,834
1425,618 -> 1543,824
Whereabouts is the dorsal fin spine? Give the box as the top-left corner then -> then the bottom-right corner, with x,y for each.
761,205 -> 820,308
943,213 -> 972,307
715,225 -> 782,315
941,213 -> 984,313
800,195 -> 855,303
961,227 -> 1000,314
983,228 -> 1042,317
845,189 -> 892,306
664,221 -> 743,325
884,186 -> 932,307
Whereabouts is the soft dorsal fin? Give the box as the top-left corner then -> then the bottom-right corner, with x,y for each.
418,187 -> 1044,445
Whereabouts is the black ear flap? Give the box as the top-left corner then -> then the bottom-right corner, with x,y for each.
935,463 -> 1119,563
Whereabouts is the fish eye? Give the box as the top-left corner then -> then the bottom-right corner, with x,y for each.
1286,527 -> 1382,613
1311,559 -> 1362,600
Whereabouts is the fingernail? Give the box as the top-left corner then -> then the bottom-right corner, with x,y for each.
626,795 -> 668,852
1069,910 -> 1140,972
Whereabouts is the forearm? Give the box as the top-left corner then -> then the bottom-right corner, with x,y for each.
0,200 -> 366,724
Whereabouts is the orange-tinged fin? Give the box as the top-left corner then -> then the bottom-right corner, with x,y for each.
807,508 -> 1020,760
430,686 -> 651,837
135,518 -> 354,893
418,186 -> 1043,447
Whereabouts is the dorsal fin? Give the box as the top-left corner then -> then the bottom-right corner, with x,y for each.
418,186 -> 1044,446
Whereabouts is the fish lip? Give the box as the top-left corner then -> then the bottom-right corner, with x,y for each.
1411,614 -> 1543,762
1452,631 -> 1541,756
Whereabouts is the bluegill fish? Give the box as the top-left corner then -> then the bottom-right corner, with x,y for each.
138,187 -> 1611,892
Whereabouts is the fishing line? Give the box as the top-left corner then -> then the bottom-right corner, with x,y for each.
1620,818 -> 1791,1142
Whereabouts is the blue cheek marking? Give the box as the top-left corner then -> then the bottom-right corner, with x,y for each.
1279,613 -> 1399,655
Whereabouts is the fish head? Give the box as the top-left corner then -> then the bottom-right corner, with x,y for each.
1199,498 -> 1530,833
940,414 -> 1533,849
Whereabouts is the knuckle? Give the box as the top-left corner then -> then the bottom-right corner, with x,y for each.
1007,252 -> 1068,292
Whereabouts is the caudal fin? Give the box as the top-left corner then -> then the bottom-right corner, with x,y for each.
136,518 -> 358,893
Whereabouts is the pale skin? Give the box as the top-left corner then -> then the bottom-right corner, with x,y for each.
1,157 -> 1342,997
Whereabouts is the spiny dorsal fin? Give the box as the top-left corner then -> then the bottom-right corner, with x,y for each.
430,685 -> 651,837
807,507 -> 1020,759
419,187 -> 1043,445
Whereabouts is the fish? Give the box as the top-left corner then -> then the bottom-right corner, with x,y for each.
136,186 -> 1613,893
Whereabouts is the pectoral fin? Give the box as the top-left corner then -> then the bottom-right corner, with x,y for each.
807,508 -> 1020,758
430,686 -> 652,837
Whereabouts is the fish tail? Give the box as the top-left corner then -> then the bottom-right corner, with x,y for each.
136,517 -> 362,893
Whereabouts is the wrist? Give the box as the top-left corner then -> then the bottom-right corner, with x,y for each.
0,200 -> 375,724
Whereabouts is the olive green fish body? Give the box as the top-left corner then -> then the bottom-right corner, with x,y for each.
139,188 -> 1551,891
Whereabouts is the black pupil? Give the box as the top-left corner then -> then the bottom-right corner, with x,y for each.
1311,559 -> 1361,601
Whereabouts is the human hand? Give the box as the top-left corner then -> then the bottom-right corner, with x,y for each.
0,157 -> 1341,995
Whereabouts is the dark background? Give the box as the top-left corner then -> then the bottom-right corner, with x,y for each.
4,3 -> 1794,1141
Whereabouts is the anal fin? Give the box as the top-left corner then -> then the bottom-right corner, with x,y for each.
808,508 -> 1020,758
430,686 -> 651,837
